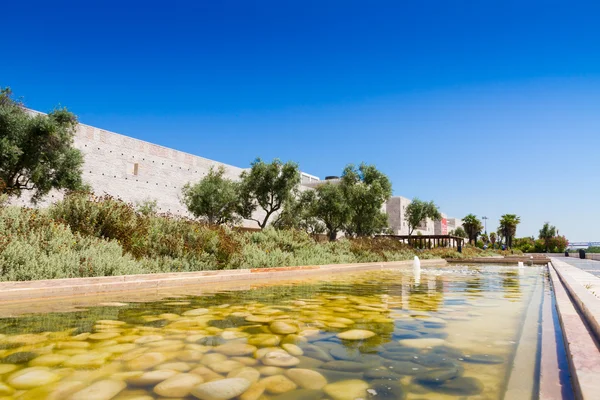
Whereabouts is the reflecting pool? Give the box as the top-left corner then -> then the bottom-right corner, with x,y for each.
0,266 -> 545,399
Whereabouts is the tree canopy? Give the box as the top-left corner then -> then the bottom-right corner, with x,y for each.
404,198 -> 441,236
0,88 -> 85,202
340,163 -> 392,237
499,214 -> 521,248
313,182 -> 351,241
272,189 -> 325,235
462,214 -> 483,245
538,222 -> 557,252
182,166 -> 241,225
238,158 -> 300,229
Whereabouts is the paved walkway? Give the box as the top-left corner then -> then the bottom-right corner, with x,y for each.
560,257 -> 600,278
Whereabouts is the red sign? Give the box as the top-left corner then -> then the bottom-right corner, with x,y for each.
441,218 -> 448,235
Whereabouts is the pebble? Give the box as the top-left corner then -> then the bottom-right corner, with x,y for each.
154,373 -> 203,397
261,374 -> 298,394
398,338 -> 446,348
156,362 -> 192,372
215,343 -> 257,356
323,379 -> 369,400
257,366 -> 285,376
183,308 -> 210,316
430,376 -> 484,396
336,330 -> 376,340
320,360 -> 368,372
282,343 -> 303,356
8,367 -> 61,389
191,377 -> 252,400
262,352 -> 300,367
127,369 -> 178,386
414,366 -> 462,384
285,368 -> 328,390
30,354 -> 69,367
239,382 -> 266,400
462,354 -> 505,364
126,352 -> 167,370
0,364 -> 18,374
270,321 -> 298,335
228,367 -> 260,384
70,379 -> 126,400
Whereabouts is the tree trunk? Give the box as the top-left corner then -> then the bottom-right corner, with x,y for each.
328,230 -> 337,242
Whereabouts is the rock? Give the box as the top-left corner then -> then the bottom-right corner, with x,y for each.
183,308 -> 210,316
1,352 -> 38,364
368,379 -> 406,400
231,356 -> 258,366
363,367 -> 400,380
285,368 -> 327,390
70,379 -> 126,400
270,322 -> 298,335
316,368 -> 363,383
200,353 -> 228,366
260,375 -> 298,394
271,389 -> 324,400
30,354 -> 69,367
126,370 -> 175,387
245,316 -> 273,323
320,360 -> 369,372
261,352 -> 300,367
215,343 -> 257,356
461,354 -> 505,364
56,341 -> 90,349
380,360 -> 423,375
156,362 -> 192,372
336,330 -> 376,341
177,350 -> 206,362
99,344 -> 137,354
154,373 -> 203,397
8,367 -> 60,389
228,367 -> 260,384
302,346 -> 333,362
190,366 -> 224,382
282,343 -> 303,356
247,334 -> 281,347
296,356 -> 324,369
430,376 -> 484,396
89,332 -> 121,341
398,338 -> 446,349
392,329 -> 422,339
0,382 -> 14,396
64,353 -> 109,368
414,366 -> 462,384
126,352 -> 167,370
329,346 -> 361,361
239,382 -> 266,400
0,364 -> 18,374
209,360 -> 246,374
191,377 -> 252,400
323,379 -> 369,400
257,366 -> 284,376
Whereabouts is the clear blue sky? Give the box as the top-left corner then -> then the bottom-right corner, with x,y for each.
2,1 -> 599,242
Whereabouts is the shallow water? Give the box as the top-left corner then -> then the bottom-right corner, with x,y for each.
0,266 -> 544,400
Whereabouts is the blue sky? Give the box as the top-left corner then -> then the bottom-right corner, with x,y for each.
2,0 -> 599,241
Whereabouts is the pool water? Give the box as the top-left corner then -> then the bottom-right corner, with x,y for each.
0,266 -> 545,400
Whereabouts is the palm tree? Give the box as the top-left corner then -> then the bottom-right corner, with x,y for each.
490,232 -> 497,249
498,214 -> 521,248
462,214 -> 483,245
539,222 -> 557,253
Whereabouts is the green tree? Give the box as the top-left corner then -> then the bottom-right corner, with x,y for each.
462,214 -> 483,245
341,163 -> 392,237
0,87 -> 85,202
238,158 -> 301,229
182,166 -> 241,225
451,226 -> 468,238
405,198 -> 442,237
272,189 -> 325,235
490,232 -> 497,248
538,222 -> 557,252
480,233 -> 489,244
313,183 -> 351,241
499,214 -> 521,248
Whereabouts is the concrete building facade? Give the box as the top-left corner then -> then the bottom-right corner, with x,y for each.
11,112 -> 463,232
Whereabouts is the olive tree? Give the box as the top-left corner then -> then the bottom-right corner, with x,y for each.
405,198 -> 441,237
238,158 -> 300,229
313,182 -> 350,241
272,189 -> 325,235
0,88 -> 85,202
182,166 -> 241,225
341,163 -> 392,237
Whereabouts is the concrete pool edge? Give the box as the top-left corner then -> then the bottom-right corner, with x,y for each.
548,260 -> 600,399
0,259 -> 447,301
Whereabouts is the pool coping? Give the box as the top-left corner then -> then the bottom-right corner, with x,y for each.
548,259 -> 600,399
0,259 -> 447,302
